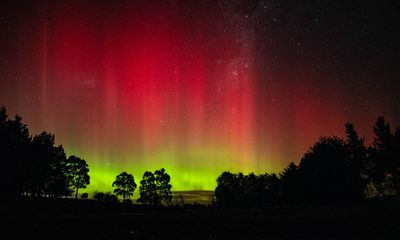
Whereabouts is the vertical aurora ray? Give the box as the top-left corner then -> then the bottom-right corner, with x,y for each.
36,2 -> 264,192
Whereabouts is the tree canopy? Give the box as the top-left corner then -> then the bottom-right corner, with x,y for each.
112,171 -> 137,201
138,168 -> 172,206
65,155 -> 90,199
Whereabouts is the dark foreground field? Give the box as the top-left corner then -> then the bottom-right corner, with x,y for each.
1,198 -> 399,240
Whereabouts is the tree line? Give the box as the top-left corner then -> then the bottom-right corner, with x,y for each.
215,118 -> 400,207
3,105 -> 399,207
107,168 -> 173,206
0,107 -> 90,199
0,106 -> 172,206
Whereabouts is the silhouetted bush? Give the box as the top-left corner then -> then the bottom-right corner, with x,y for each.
81,193 -> 89,199
103,192 -> 118,203
93,191 -> 118,203
94,192 -> 106,201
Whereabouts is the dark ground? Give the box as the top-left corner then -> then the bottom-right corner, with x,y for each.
1,198 -> 399,240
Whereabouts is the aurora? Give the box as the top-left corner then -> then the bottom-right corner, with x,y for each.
0,0 -> 399,194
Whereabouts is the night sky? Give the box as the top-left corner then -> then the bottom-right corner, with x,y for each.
1,0 -> 399,192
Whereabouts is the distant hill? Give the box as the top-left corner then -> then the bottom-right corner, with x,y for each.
172,190 -> 215,205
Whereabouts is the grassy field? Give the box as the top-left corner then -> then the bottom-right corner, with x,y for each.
172,190 -> 215,205
127,190 -> 214,205
1,197 -> 399,240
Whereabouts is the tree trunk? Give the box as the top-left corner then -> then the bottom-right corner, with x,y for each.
75,187 -> 79,199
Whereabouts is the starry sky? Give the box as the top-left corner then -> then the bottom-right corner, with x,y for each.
0,0 -> 399,192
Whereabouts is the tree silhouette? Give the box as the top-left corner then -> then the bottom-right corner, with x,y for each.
45,145 -> 71,197
298,136 -> 363,204
27,132 -> 58,197
213,118 -> 400,207
112,171 -> 137,201
344,122 -> 366,197
154,168 -> 172,205
263,173 -> 282,206
0,106 -> 88,199
215,171 -> 283,207
65,155 -> 90,199
138,168 -> 172,206
138,171 -> 159,205
241,173 -> 258,206
372,117 -> 393,195
394,128 -> 400,193
369,117 -> 400,195
0,107 -> 31,198
280,162 -> 300,204
345,122 -> 367,165
215,171 -> 237,207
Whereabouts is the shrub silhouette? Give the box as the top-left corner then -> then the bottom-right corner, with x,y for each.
81,192 -> 89,199
93,192 -> 118,203
94,192 -> 106,201
104,192 -> 118,203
